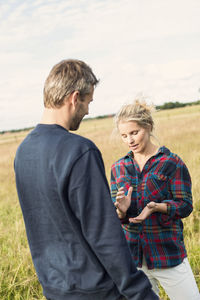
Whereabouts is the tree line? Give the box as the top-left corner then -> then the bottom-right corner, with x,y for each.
1,100 -> 200,134
156,100 -> 200,110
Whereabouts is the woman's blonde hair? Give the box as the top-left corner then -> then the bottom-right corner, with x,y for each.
114,99 -> 154,132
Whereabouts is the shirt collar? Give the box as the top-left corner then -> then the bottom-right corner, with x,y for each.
124,146 -> 170,159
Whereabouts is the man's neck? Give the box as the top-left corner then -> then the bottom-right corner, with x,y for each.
40,107 -> 70,130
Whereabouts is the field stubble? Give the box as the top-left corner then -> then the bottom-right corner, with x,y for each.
0,105 -> 200,299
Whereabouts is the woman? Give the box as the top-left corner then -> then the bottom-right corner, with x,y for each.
110,100 -> 200,300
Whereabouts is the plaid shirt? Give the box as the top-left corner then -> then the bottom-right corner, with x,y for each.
110,146 -> 193,269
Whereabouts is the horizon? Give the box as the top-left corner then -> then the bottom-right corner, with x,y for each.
1,99 -> 199,133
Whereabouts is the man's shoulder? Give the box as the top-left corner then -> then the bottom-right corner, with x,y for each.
54,131 -> 100,164
34,124 -> 98,151
16,125 -> 99,160
65,132 -> 97,151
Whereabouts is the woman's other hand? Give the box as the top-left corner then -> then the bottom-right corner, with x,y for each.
114,186 -> 133,219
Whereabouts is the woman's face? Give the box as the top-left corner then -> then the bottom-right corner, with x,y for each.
118,121 -> 151,154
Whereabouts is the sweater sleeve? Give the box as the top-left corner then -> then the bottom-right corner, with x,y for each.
68,148 -> 158,300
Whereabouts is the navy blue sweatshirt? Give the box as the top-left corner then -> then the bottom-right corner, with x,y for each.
14,124 -> 158,300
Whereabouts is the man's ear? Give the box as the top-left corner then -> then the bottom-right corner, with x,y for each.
71,91 -> 80,109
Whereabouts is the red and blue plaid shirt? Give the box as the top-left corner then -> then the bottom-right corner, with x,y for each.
110,146 -> 193,269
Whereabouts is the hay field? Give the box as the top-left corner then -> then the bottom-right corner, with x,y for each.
0,105 -> 200,299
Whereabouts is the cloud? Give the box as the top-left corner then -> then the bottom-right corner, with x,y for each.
0,0 -> 200,130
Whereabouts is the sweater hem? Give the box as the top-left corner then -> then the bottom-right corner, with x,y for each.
43,286 -> 120,300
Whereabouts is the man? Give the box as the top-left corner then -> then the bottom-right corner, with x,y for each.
14,59 -> 159,300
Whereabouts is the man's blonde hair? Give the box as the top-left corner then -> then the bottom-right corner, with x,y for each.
43,59 -> 99,108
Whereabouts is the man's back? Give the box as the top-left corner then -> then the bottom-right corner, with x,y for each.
15,124 -> 114,298
15,124 -> 158,300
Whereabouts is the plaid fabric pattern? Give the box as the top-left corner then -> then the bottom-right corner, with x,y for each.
110,146 -> 193,269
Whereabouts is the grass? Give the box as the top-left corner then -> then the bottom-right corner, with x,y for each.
0,105 -> 200,299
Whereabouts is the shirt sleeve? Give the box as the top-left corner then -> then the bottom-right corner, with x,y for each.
159,161 -> 193,225
110,166 -> 118,205
69,149 -> 158,300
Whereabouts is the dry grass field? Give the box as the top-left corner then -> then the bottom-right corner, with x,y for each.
0,105 -> 200,299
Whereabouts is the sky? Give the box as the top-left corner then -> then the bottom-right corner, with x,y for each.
0,0 -> 200,131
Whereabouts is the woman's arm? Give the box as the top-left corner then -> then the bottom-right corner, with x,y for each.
110,169 -> 133,220
158,162 -> 193,226
130,161 -> 193,224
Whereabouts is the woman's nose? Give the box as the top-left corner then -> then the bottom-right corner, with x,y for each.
128,135 -> 134,144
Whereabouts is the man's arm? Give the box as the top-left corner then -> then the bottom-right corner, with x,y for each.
68,148 -> 159,300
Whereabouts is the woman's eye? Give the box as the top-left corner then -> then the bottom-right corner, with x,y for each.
132,131 -> 138,135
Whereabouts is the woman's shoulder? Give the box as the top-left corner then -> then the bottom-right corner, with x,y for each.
159,146 -> 185,166
111,152 -> 132,169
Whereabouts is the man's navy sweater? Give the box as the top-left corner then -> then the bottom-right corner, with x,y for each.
14,124 -> 158,300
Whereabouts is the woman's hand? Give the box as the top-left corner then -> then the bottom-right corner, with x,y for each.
114,186 -> 133,219
129,201 -> 157,223
129,201 -> 167,223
